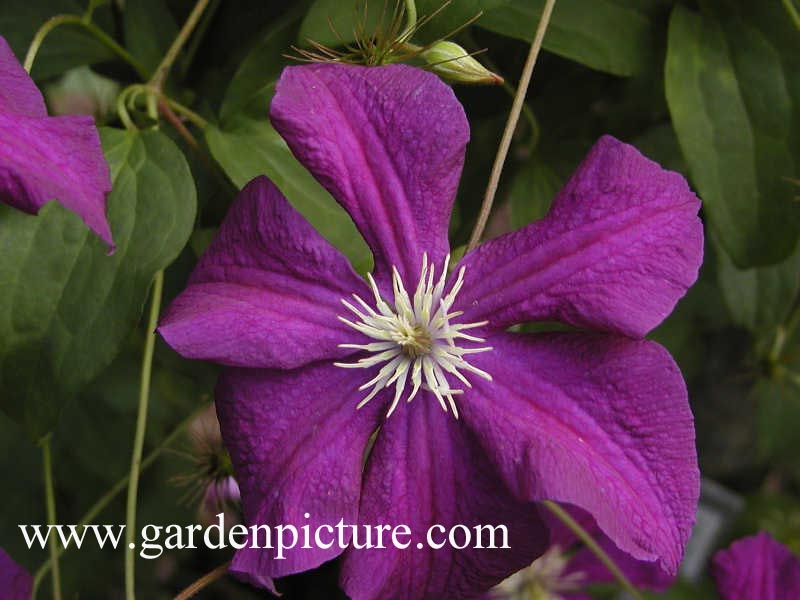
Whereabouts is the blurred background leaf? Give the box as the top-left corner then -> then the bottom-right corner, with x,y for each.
666,2 -> 800,268
0,128 -> 196,439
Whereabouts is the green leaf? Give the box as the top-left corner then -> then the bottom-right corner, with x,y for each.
665,4 -> 800,267
298,0 -> 383,50
508,157 -> 562,229
206,115 -> 371,271
717,239 -> 800,334
221,5 -> 306,119
0,128 -> 196,440
478,0 -> 664,76
298,0 -> 664,76
123,0 -> 179,73
0,0 -> 117,79
754,376 -> 800,466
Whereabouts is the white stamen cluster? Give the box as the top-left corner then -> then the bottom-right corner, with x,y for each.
335,254 -> 492,419
490,546 -> 586,600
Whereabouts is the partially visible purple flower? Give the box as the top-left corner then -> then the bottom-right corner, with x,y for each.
712,532 -> 800,600
179,403 -> 242,526
0,36 -> 113,249
486,509 -> 673,600
0,547 -> 33,600
200,476 -> 241,523
160,63 -> 703,599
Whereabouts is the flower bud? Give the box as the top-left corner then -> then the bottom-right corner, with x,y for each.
419,41 -> 503,85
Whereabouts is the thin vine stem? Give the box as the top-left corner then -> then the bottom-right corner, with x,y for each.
466,0 -> 556,252
542,501 -> 645,600
173,560 -> 231,600
23,14 -> 150,78
782,0 -> 800,31
150,0 -> 211,92
403,0 -> 418,36
41,437 -> 63,600
30,403 -> 209,598
124,271 -> 164,600
123,3 -> 212,596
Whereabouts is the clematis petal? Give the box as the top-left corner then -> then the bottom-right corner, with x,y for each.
216,362 -> 383,581
455,136 -> 703,338
340,397 -> 549,600
541,505 -> 672,593
564,529 -> 674,595
711,532 -> 800,600
270,63 -> 468,289
0,36 -> 113,249
462,332 -> 699,575
0,112 -> 114,249
0,36 -> 47,116
160,176 -> 370,369
0,547 -> 33,600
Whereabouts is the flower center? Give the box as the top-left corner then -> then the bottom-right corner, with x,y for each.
334,254 -> 492,419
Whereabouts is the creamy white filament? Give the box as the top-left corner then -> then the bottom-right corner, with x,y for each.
335,254 -> 492,419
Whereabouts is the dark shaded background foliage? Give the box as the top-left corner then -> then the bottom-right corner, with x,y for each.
0,0 -> 798,598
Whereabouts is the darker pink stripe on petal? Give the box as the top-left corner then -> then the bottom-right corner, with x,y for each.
270,63 -> 468,290
463,332 -> 699,575
159,176 -> 368,370
340,397 -> 549,600
456,135 -> 703,338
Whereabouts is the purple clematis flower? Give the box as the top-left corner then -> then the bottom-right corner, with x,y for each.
0,547 -> 33,600
712,532 -> 800,600
159,63 -> 703,599
0,35 -> 113,249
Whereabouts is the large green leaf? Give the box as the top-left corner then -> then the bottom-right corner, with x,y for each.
754,377 -> 800,467
477,0 -> 665,76
0,0 -> 117,79
508,157 -> 562,229
206,115 -> 371,271
123,0 -> 179,74
221,4 -> 306,119
665,3 -> 800,267
298,0 -> 384,50
0,128 -> 196,440
717,239 -> 800,335
298,0 -> 664,76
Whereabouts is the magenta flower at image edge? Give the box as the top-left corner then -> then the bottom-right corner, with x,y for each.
487,530 -> 800,600
485,509 -> 674,600
0,547 -> 33,600
0,35 -> 113,249
711,532 -> 800,600
159,63 -> 704,599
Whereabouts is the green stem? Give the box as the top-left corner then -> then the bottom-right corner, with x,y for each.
41,437 -> 63,600
150,0 -> 211,91
179,0 -> 221,79
164,97 -> 208,129
23,15 -> 150,78
30,403 -> 207,598
782,0 -> 800,31
124,271 -> 164,600
117,84 -> 209,129
466,0 -> 556,252
403,0 -> 418,37
542,501 -> 645,600
769,300 -> 800,364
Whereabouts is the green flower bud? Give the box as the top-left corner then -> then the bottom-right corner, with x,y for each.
419,41 -> 503,85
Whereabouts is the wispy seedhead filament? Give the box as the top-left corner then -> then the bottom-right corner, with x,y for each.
335,253 -> 492,419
